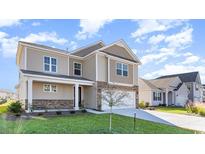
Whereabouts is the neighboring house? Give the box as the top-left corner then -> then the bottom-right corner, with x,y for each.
16,40 -> 141,112
202,84 -> 205,102
139,77 -> 189,106
157,72 -> 203,102
139,72 -> 203,107
0,89 -> 17,99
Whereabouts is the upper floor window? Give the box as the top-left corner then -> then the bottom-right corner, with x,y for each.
153,92 -> 161,101
44,56 -> 57,73
74,62 -> 82,76
116,63 -> 128,77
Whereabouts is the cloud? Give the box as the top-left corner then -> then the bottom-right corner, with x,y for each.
21,32 -> 68,45
32,22 -> 41,26
75,19 -> 113,40
0,32 -> 8,38
143,64 -> 205,83
141,50 -> 174,65
131,20 -> 186,41
140,24 -> 193,65
180,52 -> 200,64
68,41 -> 78,50
0,19 -> 21,27
148,34 -> 166,45
0,31 -> 69,58
165,27 -> 193,49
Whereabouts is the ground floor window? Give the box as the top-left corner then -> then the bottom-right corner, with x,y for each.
43,84 -> 57,92
153,92 -> 161,101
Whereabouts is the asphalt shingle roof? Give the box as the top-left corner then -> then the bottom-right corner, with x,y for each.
150,77 -> 178,89
21,70 -> 92,81
19,41 -> 69,54
71,42 -> 105,57
156,72 -> 199,83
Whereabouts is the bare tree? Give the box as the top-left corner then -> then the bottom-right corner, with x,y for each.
101,89 -> 129,132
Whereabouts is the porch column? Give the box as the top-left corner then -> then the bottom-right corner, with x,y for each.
75,83 -> 79,110
165,89 -> 168,106
28,79 -> 33,112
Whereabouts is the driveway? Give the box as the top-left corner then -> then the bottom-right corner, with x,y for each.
112,108 -> 205,132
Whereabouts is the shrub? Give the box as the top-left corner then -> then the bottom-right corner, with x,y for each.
197,104 -> 205,116
0,98 -> 7,104
185,100 -> 205,116
7,101 -> 22,115
145,102 -> 150,107
70,110 -> 75,114
139,101 -> 146,109
185,100 -> 198,114
56,111 -> 62,115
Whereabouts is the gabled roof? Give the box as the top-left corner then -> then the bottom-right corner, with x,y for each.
71,41 -> 105,57
19,41 -> 69,54
156,72 -> 199,83
149,77 -> 179,89
140,78 -> 159,90
98,39 -> 141,64
17,39 -> 141,65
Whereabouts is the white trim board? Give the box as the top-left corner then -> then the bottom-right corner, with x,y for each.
23,74 -> 94,86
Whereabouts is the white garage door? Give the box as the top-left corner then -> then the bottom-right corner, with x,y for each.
101,90 -> 135,110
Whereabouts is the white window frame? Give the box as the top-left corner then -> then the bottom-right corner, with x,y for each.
43,84 -> 57,93
43,56 -> 57,73
116,62 -> 128,77
153,92 -> 161,101
73,62 -> 82,76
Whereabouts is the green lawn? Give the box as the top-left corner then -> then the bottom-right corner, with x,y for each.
0,113 -> 199,134
155,106 -> 188,115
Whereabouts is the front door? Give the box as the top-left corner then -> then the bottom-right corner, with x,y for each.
74,86 -> 82,107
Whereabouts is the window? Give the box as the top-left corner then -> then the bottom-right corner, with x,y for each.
44,56 -> 57,73
44,84 -> 51,92
117,63 -> 122,75
196,84 -> 199,91
43,84 -> 57,92
153,92 -> 161,101
116,63 -> 128,77
74,62 -> 82,76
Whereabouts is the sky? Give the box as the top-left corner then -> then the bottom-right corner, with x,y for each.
0,19 -> 205,91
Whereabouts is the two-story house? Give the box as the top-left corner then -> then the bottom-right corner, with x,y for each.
16,40 -> 141,112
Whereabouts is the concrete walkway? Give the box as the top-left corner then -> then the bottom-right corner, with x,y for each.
111,108 -> 205,132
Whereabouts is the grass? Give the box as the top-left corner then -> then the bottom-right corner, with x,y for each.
0,113 -> 199,134
155,106 -> 188,115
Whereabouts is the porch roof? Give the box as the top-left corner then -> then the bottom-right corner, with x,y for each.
21,70 -> 94,86
21,70 -> 91,81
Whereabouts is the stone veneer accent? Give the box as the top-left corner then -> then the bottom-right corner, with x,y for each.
25,99 -> 74,110
96,81 -> 139,110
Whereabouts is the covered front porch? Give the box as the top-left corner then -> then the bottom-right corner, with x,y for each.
25,74 -> 94,113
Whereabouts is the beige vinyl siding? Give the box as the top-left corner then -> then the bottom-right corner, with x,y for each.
103,44 -> 134,61
69,58 -> 83,76
27,47 -> 68,75
139,90 -> 152,104
83,54 -> 96,81
97,54 -> 107,82
139,78 -> 153,105
84,86 -> 97,109
110,59 -> 133,84
33,82 -> 73,100
19,47 -> 25,69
